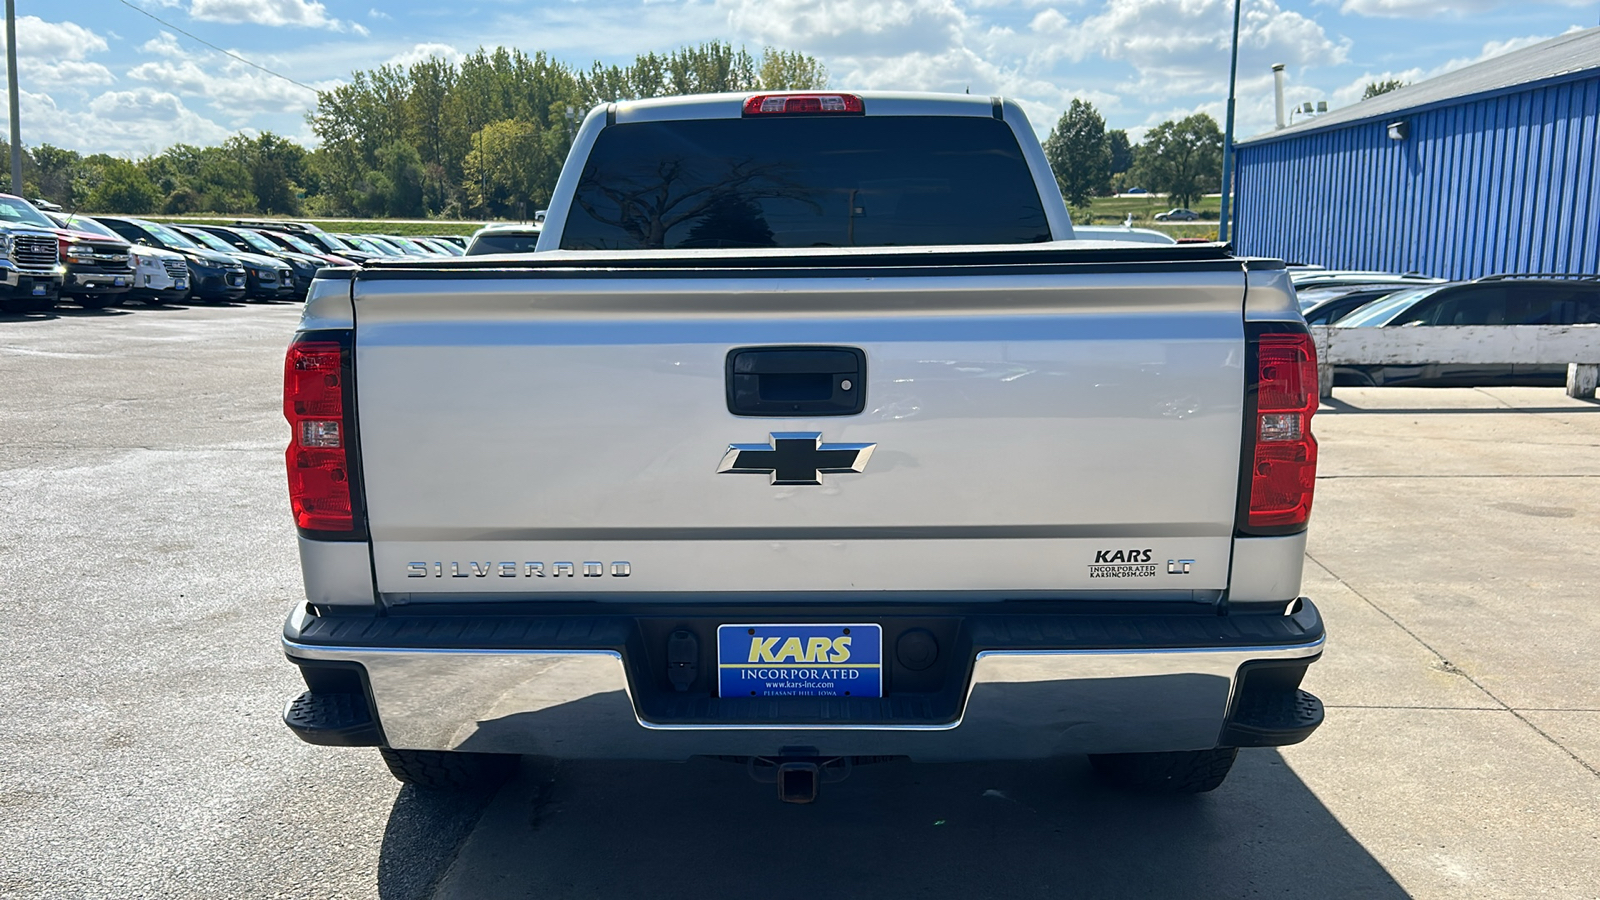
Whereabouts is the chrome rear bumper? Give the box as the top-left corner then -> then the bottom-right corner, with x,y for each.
283,603 -> 1324,761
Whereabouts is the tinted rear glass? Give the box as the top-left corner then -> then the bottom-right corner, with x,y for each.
277,233 -> 322,254
1335,287 -> 1437,326
467,232 -> 542,255
560,116 -> 1051,250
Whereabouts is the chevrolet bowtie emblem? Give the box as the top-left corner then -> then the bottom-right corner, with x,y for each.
717,432 -> 877,485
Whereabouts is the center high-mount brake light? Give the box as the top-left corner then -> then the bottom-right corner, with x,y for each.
284,340 -> 354,532
1247,332 -> 1319,529
742,93 -> 864,116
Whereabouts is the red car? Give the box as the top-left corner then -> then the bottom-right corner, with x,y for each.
3,193 -> 134,309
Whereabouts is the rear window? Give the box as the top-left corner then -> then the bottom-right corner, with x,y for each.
560,116 -> 1051,250
1335,287 -> 1437,327
467,232 -> 542,255
277,233 -> 323,254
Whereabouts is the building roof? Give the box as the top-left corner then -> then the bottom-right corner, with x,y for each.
1238,26 -> 1600,146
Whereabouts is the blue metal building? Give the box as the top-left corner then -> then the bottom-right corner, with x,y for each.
1233,28 -> 1600,279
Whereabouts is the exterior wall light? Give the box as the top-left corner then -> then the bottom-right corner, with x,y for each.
1387,120 -> 1409,140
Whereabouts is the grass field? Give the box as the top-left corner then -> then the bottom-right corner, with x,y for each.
1075,194 -> 1223,240
142,198 -> 1226,242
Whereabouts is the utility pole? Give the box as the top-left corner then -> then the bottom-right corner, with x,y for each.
5,0 -> 21,195
1216,0 -> 1242,244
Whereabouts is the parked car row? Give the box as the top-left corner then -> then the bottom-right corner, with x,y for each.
463,221 -> 542,255
0,197 -> 469,314
1290,267 -> 1600,387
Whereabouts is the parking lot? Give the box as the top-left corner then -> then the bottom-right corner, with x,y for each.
2,300 -> 1597,900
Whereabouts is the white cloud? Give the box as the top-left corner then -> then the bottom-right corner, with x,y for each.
31,60 -> 117,89
1339,0 -> 1588,17
18,87 -> 230,155
1473,34 -> 1558,61
1327,32 -> 1557,107
368,8 -> 392,19
1065,0 -> 1347,92
189,0 -> 369,34
127,59 -> 211,95
1,16 -> 109,60
385,43 -> 465,68
714,0 -> 1344,138
0,17 -> 115,90
139,32 -> 186,58
722,0 -> 973,58
128,53 -> 331,124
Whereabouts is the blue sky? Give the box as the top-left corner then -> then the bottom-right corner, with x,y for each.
6,0 -> 1597,155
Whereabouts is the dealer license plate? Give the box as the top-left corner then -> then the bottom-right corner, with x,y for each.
175,280 -> 187,290
31,284 -> 47,296
113,277 -> 126,287
717,624 -> 882,698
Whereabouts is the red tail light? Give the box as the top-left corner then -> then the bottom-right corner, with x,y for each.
742,93 -> 864,116
284,340 -> 353,531
1247,332 -> 1318,529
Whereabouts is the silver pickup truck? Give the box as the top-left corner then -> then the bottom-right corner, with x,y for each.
280,91 -> 1324,801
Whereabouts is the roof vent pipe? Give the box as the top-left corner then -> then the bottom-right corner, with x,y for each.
1272,64 -> 1287,129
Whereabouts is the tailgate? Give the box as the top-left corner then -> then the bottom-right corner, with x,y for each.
353,262 -> 1246,598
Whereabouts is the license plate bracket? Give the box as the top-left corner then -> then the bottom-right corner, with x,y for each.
717,624 -> 882,698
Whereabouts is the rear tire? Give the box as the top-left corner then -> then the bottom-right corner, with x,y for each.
379,747 -> 518,791
1089,747 -> 1238,794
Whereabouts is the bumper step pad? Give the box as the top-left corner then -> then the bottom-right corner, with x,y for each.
1220,688 -> 1324,748
283,691 -> 382,747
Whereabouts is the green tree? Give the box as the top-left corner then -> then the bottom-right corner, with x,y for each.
1131,113 -> 1223,209
28,145 -> 85,207
376,141 -> 426,217
193,148 -> 256,212
1362,79 -> 1407,100
1043,99 -> 1111,208
82,157 -> 160,213
139,144 -> 257,212
302,40 -> 826,219
227,133 -> 306,215
1107,129 -> 1133,176
463,118 -> 558,217
759,48 -> 828,89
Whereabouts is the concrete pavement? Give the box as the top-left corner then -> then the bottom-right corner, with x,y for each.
0,303 -> 1595,899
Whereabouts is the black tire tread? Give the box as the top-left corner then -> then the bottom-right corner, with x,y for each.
1089,747 -> 1238,794
378,747 -> 518,791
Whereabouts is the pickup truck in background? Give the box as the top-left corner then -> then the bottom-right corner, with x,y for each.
279,91 -> 1324,800
0,221 -> 62,313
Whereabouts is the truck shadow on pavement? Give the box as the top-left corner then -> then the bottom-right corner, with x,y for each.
376,750 -> 1410,900
0,306 -> 132,321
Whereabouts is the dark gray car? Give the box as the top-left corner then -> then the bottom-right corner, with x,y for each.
1331,275 -> 1600,386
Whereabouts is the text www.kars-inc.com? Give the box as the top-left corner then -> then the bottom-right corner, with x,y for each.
738,668 -> 867,695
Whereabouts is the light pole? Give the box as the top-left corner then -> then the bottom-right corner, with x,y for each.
5,0 -> 21,195
1216,0 -> 1242,244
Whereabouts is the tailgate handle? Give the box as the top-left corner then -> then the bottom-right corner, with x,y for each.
726,347 -> 866,417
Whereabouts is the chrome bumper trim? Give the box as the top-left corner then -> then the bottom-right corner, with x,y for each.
283,636 -> 1323,760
